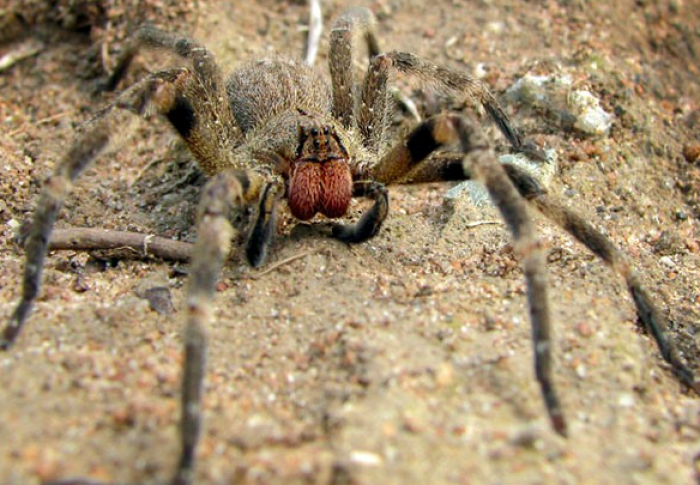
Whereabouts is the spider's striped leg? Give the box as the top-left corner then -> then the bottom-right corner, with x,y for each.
101,27 -> 241,177
503,166 -> 700,396
451,117 -> 566,436
0,119 -> 110,349
384,51 -> 525,150
370,114 -> 466,185
357,53 -> 393,151
330,6 -> 381,130
368,113 -> 566,435
173,168 -> 263,485
103,26 -> 222,94
0,69 -> 187,349
343,116 -> 468,247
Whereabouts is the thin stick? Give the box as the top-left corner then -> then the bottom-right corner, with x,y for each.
8,111 -> 75,137
48,228 -> 193,261
0,40 -> 43,73
44,480 -> 109,485
391,87 -> 422,123
304,0 -> 323,66
249,250 -> 316,279
465,220 -> 502,228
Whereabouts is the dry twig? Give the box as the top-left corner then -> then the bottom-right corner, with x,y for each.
49,228 -> 193,261
0,40 -> 43,73
249,250 -> 318,279
465,220 -> 502,228
304,0 -> 323,66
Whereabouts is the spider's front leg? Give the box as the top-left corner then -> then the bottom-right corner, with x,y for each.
40,169 -> 271,485
370,110 -> 700,434
173,168 -> 268,485
511,169 -> 700,396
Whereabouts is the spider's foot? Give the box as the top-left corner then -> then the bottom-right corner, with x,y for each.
1,301 -> 33,350
511,140 -> 548,162
551,412 -> 568,438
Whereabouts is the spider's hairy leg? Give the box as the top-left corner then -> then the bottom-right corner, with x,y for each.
101,27 -> 241,177
330,6 -> 381,130
40,169 -> 264,485
371,115 -> 466,185
103,26 -> 221,93
173,168 -> 261,485
504,167 -> 700,395
384,51 -> 525,150
332,181 -> 389,243
358,53 -> 392,151
452,117 -> 566,436
0,70 -> 178,349
0,61 -> 234,349
370,113 -> 566,435
0,120 -> 110,349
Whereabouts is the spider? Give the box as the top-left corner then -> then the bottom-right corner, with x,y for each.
2,6 -> 698,485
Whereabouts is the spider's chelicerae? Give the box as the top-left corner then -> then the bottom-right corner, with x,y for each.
3,6 -> 698,485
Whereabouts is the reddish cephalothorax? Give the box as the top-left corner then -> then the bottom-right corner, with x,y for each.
288,123 -> 353,220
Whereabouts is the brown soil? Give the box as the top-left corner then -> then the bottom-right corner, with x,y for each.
1,1 -> 700,484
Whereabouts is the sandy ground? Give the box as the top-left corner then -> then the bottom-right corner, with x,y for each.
1,1 -> 700,484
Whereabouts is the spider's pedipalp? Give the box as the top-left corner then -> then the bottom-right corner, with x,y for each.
246,181 -> 282,268
332,181 -> 389,243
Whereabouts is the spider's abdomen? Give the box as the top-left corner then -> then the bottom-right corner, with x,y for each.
226,58 -> 332,134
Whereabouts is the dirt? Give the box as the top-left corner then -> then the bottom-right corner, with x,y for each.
1,1 -> 700,484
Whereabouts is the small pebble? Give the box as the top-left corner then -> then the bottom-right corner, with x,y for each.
618,393 -> 635,408
575,322 -> 595,338
682,143 -> 700,163
350,451 -> 383,466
